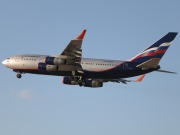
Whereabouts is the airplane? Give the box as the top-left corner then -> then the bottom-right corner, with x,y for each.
2,30 -> 178,88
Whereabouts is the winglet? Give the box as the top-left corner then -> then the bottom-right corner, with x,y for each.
76,29 -> 87,40
136,74 -> 145,82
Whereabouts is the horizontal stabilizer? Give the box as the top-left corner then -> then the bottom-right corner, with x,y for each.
136,58 -> 160,69
156,69 -> 177,74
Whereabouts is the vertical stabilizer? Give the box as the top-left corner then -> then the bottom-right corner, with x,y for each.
129,32 -> 178,68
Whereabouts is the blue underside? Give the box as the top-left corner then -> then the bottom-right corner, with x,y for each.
14,62 -> 159,79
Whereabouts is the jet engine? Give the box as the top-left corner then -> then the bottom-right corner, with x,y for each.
37,63 -> 58,71
44,56 -> 65,65
62,77 -> 103,88
62,76 -> 78,85
85,80 -> 103,88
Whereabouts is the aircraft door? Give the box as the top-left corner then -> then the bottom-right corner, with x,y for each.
39,57 -> 45,62
15,57 -> 20,62
123,63 -> 128,70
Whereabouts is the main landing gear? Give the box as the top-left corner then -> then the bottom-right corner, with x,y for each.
16,73 -> 22,79
78,79 -> 86,87
71,70 -> 86,86
71,76 -> 85,87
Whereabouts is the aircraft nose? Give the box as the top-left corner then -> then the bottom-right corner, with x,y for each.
2,60 -> 6,65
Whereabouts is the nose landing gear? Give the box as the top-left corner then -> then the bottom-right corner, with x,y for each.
16,73 -> 22,79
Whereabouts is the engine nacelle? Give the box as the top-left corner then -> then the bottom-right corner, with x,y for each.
37,63 -> 58,71
85,80 -> 103,88
45,56 -> 65,65
62,77 -> 103,87
62,77 -> 78,85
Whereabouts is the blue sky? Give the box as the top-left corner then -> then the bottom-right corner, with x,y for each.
1,0 -> 180,135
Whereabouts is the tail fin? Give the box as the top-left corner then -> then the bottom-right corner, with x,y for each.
129,32 -> 178,68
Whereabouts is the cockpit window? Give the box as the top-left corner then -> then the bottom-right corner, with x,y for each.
7,58 -> 10,59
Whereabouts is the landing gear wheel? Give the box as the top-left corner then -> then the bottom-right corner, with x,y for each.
78,78 -> 86,87
78,79 -> 82,87
79,82 -> 82,87
82,81 -> 86,86
16,74 -> 22,79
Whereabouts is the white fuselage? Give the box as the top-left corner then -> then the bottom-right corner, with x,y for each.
2,54 -> 125,72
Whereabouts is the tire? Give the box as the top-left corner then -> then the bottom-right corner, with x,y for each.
16,74 -> 22,78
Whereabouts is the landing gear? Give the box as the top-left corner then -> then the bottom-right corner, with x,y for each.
78,77 -> 86,87
79,82 -> 83,87
16,73 -> 22,79
71,70 -> 86,87
71,76 -> 86,87
78,79 -> 83,87
71,76 -> 79,82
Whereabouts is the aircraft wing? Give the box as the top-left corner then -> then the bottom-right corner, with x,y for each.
59,30 -> 86,73
93,74 -> 145,84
